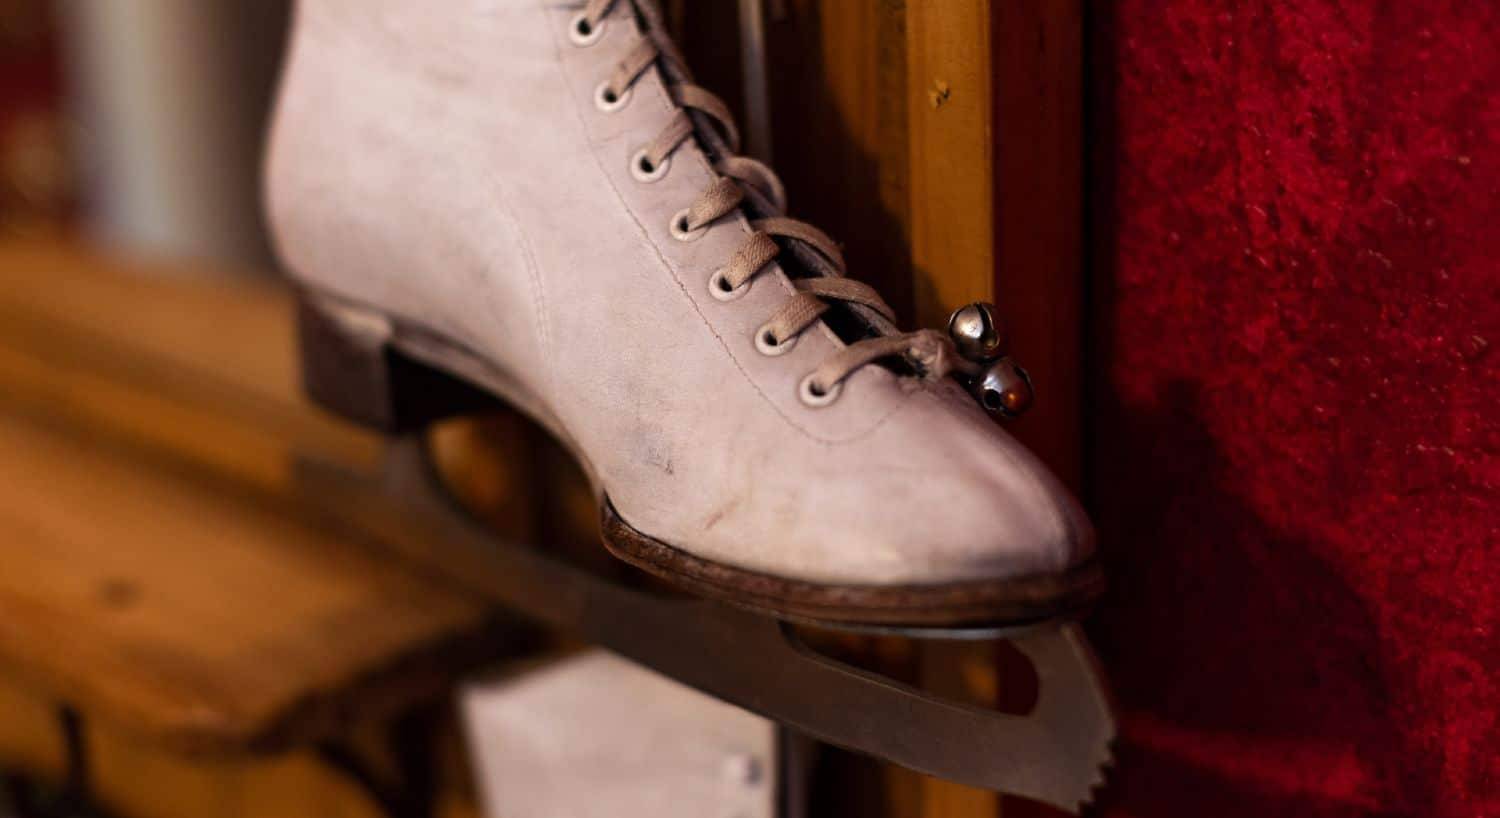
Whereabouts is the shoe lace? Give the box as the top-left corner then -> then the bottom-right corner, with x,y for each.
579,0 -> 962,406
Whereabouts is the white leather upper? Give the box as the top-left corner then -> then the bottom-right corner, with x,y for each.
266,0 -> 1095,585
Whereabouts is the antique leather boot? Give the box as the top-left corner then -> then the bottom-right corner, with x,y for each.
266,0 -> 1101,627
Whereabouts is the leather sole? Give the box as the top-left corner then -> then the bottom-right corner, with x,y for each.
297,293 -> 1105,629
601,500 -> 1103,628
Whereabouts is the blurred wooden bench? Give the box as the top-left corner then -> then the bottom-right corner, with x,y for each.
0,241 -> 523,818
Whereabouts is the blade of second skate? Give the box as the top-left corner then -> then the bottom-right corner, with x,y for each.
295,439 -> 1114,813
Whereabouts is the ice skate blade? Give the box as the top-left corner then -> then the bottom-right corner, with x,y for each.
293,440 -> 1116,814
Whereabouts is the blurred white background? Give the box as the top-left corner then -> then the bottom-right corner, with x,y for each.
0,1 -> 291,272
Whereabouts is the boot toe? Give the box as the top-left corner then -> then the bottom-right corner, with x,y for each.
838,392 -> 1095,588
677,383 -> 1097,592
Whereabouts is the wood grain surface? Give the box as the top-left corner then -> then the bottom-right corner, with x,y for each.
0,242 -> 511,757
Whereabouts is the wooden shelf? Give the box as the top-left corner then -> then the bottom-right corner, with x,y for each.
0,242 -> 515,756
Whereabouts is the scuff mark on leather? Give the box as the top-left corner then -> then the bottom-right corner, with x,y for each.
636,436 -> 674,475
701,496 -> 742,531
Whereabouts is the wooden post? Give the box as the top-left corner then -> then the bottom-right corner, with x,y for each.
907,0 -> 996,327
991,3 -> 1085,817
747,1 -> 1083,815
905,2 -> 1006,816
992,0 -> 1085,489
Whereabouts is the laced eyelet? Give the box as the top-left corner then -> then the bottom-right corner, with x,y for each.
798,373 -> 842,407
755,324 -> 797,357
594,81 -> 631,112
708,269 -> 749,301
630,148 -> 670,183
669,209 -> 708,242
568,13 -> 605,46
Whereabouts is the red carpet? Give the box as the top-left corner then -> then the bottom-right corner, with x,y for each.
1086,2 -> 1498,816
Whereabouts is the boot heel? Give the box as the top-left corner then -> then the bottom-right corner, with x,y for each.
296,296 -> 499,433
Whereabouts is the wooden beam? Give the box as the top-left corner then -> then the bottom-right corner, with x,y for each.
991,3 -> 1085,816
992,0 -> 1084,489
905,3 -> 1005,816
907,0 -> 995,327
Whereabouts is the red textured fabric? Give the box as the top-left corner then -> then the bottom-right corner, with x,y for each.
1085,3 -> 1498,817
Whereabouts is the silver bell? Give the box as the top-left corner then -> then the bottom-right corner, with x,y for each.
946,302 -> 1009,362
970,358 -> 1034,418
